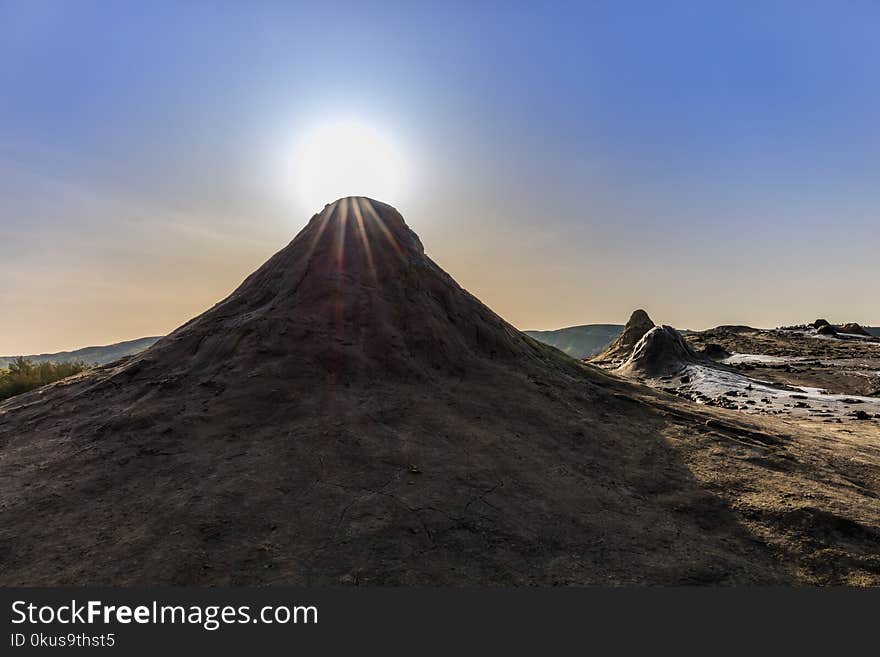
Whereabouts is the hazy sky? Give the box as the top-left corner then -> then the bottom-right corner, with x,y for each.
2,1 -> 878,354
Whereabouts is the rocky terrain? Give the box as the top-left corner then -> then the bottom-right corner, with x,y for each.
0,200 -> 878,586
687,324 -> 880,399
603,316 -> 880,422
595,316 -> 880,585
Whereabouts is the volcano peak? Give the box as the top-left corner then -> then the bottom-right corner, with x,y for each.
124,199 -> 542,382
305,196 -> 424,259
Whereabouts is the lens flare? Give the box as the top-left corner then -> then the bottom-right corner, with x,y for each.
289,118 -> 407,214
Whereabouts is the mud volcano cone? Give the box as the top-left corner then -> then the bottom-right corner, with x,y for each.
133,197 -> 543,385
617,325 -> 701,377
594,309 -> 655,362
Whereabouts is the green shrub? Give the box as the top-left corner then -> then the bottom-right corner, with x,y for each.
0,357 -> 88,401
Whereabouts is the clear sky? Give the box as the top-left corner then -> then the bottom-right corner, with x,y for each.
2,1 -> 878,354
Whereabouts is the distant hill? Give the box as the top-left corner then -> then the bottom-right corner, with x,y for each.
524,324 -> 623,358
0,336 -> 161,370
867,327 -> 880,337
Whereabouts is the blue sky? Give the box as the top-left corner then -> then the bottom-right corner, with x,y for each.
1,1 -> 878,353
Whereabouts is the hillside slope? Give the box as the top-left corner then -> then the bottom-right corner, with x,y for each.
524,324 -> 622,358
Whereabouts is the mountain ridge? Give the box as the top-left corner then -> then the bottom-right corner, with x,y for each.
524,324 -> 622,358
0,336 -> 162,370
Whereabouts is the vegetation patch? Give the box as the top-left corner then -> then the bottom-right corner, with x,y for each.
0,357 -> 88,402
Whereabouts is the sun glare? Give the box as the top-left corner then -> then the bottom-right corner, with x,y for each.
289,118 -> 407,214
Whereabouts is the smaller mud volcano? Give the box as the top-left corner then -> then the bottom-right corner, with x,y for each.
617,325 -> 702,378
594,309 -> 654,362
838,323 -> 870,336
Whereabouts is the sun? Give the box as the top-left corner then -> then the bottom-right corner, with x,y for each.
290,118 -> 407,214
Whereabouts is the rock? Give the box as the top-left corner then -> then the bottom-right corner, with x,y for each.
812,319 -> 830,329
838,323 -> 870,336
816,324 -> 837,336
853,410 -> 871,420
